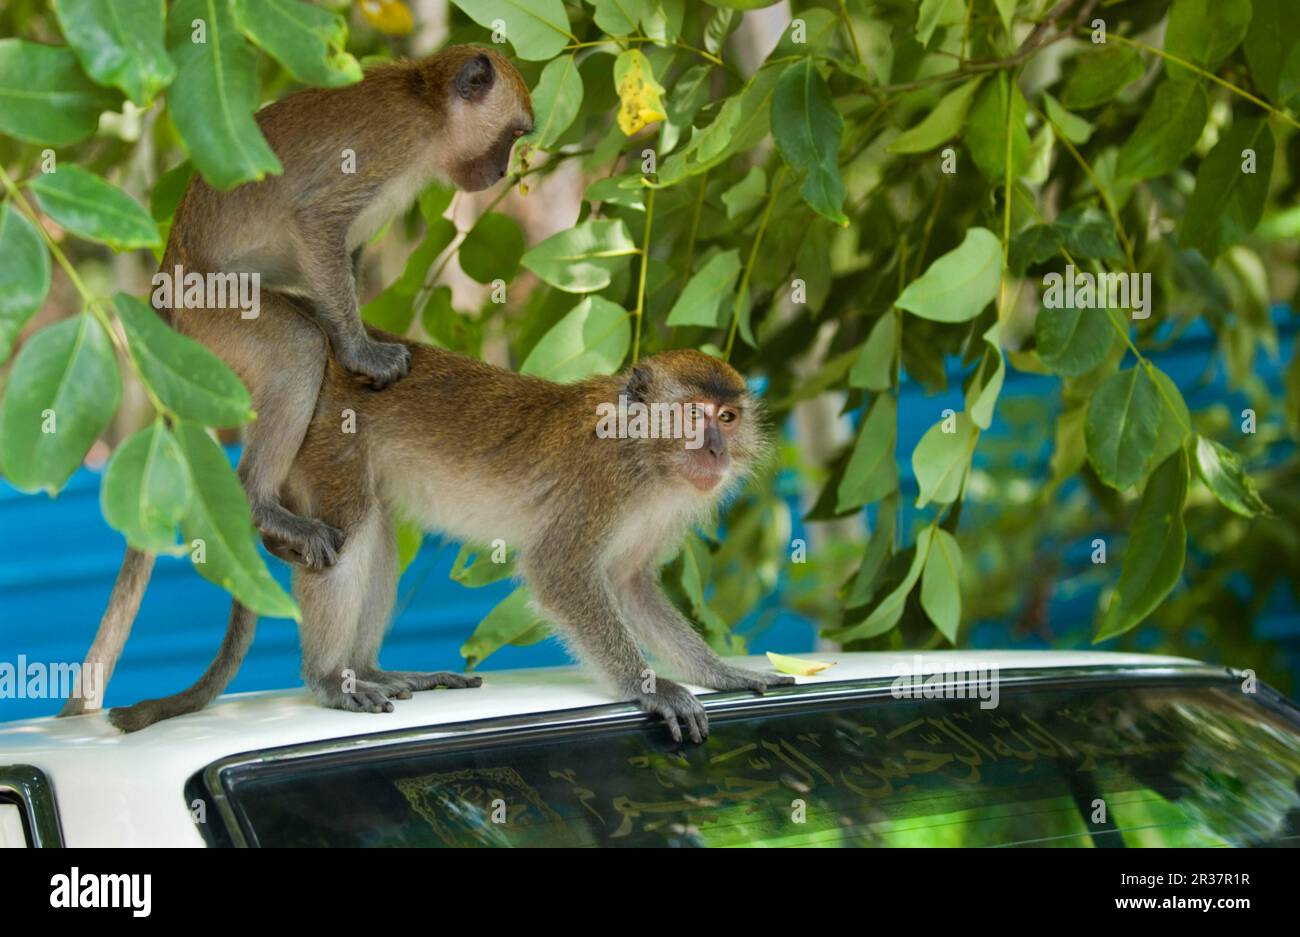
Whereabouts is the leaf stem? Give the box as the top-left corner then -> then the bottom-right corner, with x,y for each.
631,185 -> 657,364
1103,32 -> 1300,131
724,166 -> 786,360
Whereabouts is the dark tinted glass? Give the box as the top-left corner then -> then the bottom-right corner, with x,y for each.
221,680 -> 1300,847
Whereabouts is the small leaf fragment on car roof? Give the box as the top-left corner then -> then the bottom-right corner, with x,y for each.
766,652 -> 834,676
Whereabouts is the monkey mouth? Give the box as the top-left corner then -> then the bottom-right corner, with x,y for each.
684,468 -> 724,492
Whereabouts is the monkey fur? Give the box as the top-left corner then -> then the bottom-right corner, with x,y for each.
61,46 -> 532,719
162,45 -> 533,570
108,335 -> 795,741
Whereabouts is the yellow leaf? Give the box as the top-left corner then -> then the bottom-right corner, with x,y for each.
614,50 -> 666,136
765,652 -> 834,676
359,0 -> 414,36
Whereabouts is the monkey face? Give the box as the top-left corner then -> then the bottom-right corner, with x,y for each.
439,48 -> 534,191
618,351 -> 769,496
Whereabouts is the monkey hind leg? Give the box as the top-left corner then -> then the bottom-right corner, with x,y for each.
108,602 -> 257,733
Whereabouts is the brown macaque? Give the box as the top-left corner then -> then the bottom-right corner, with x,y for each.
164,44 -> 533,570
59,46 -> 532,720
107,340 -> 795,740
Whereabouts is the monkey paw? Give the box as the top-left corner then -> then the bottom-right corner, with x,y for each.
634,679 -> 709,744
341,339 -> 411,389
704,667 -> 797,694
363,670 -> 483,700
261,516 -> 346,570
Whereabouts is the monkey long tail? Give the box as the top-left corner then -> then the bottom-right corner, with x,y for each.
106,602 -> 257,733
59,546 -> 156,717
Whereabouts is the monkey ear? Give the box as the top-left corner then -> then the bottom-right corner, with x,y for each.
624,366 -> 652,404
455,53 -> 495,102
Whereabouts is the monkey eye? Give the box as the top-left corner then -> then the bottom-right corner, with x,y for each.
718,409 -> 737,424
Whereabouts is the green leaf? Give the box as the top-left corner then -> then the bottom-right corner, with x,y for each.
838,527 -> 934,642
450,542 -> 517,587
459,212 -> 525,284
1193,435 -> 1269,517
590,0 -> 645,35
1115,80 -> 1208,180
0,314 -> 121,494
0,203 -> 51,365
772,58 -> 847,225
150,160 -> 194,223
660,63 -> 711,153
965,72 -> 1031,183
666,250 -> 740,327
167,0 -> 282,190
1053,205 -> 1123,260
1035,305 -> 1115,377
53,0 -> 175,105
1085,365 -> 1162,489
921,527 -> 962,642
231,0 -> 362,88
836,393 -> 898,511
1059,45 -> 1144,110
395,515 -> 422,575
113,293 -> 253,426
1165,0 -> 1252,82
1181,118 -> 1274,260
916,0 -> 966,45
520,296 -> 629,381
1042,92 -> 1092,144
849,313 -> 896,391
721,166 -> 766,218
520,218 -> 638,292
887,78 -> 983,154
173,420 -> 298,620
1095,450 -> 1187,642
461,587 -> 547,669
0,38 -> 118,146
895,227 -> 1001,323
448,0 -> 572,61
1146,365 -> 1190,471
844,493 -> 897,609
27,165 -> 160,252
527,53 -> 584,150
101,421 -> 192,554
1244,0 -> 1300,104
659,62 -> 784,185
966,323 -> 1004,429
913,412 -> 976,507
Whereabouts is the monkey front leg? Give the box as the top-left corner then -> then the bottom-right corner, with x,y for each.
619,570 -> 796,694
525,558 -> 710,743
296,233 -> 410,388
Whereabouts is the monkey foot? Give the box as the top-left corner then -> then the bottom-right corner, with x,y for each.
361,670 -> 483,700
704,667 -> 797,694
340,338 -> 411,390
311,679 -> 397,714
634,679 -> 709,744
260,515 -> 346,570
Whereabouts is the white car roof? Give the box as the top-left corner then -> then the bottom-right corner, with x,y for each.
0,650 -> 1208,846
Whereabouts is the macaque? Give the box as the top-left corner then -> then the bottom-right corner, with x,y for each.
162,45 -> 534,569
107,337 -> 795,741
59,46 -> 533,720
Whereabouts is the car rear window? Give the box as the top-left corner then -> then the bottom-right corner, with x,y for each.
205,677 -> 1300,847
